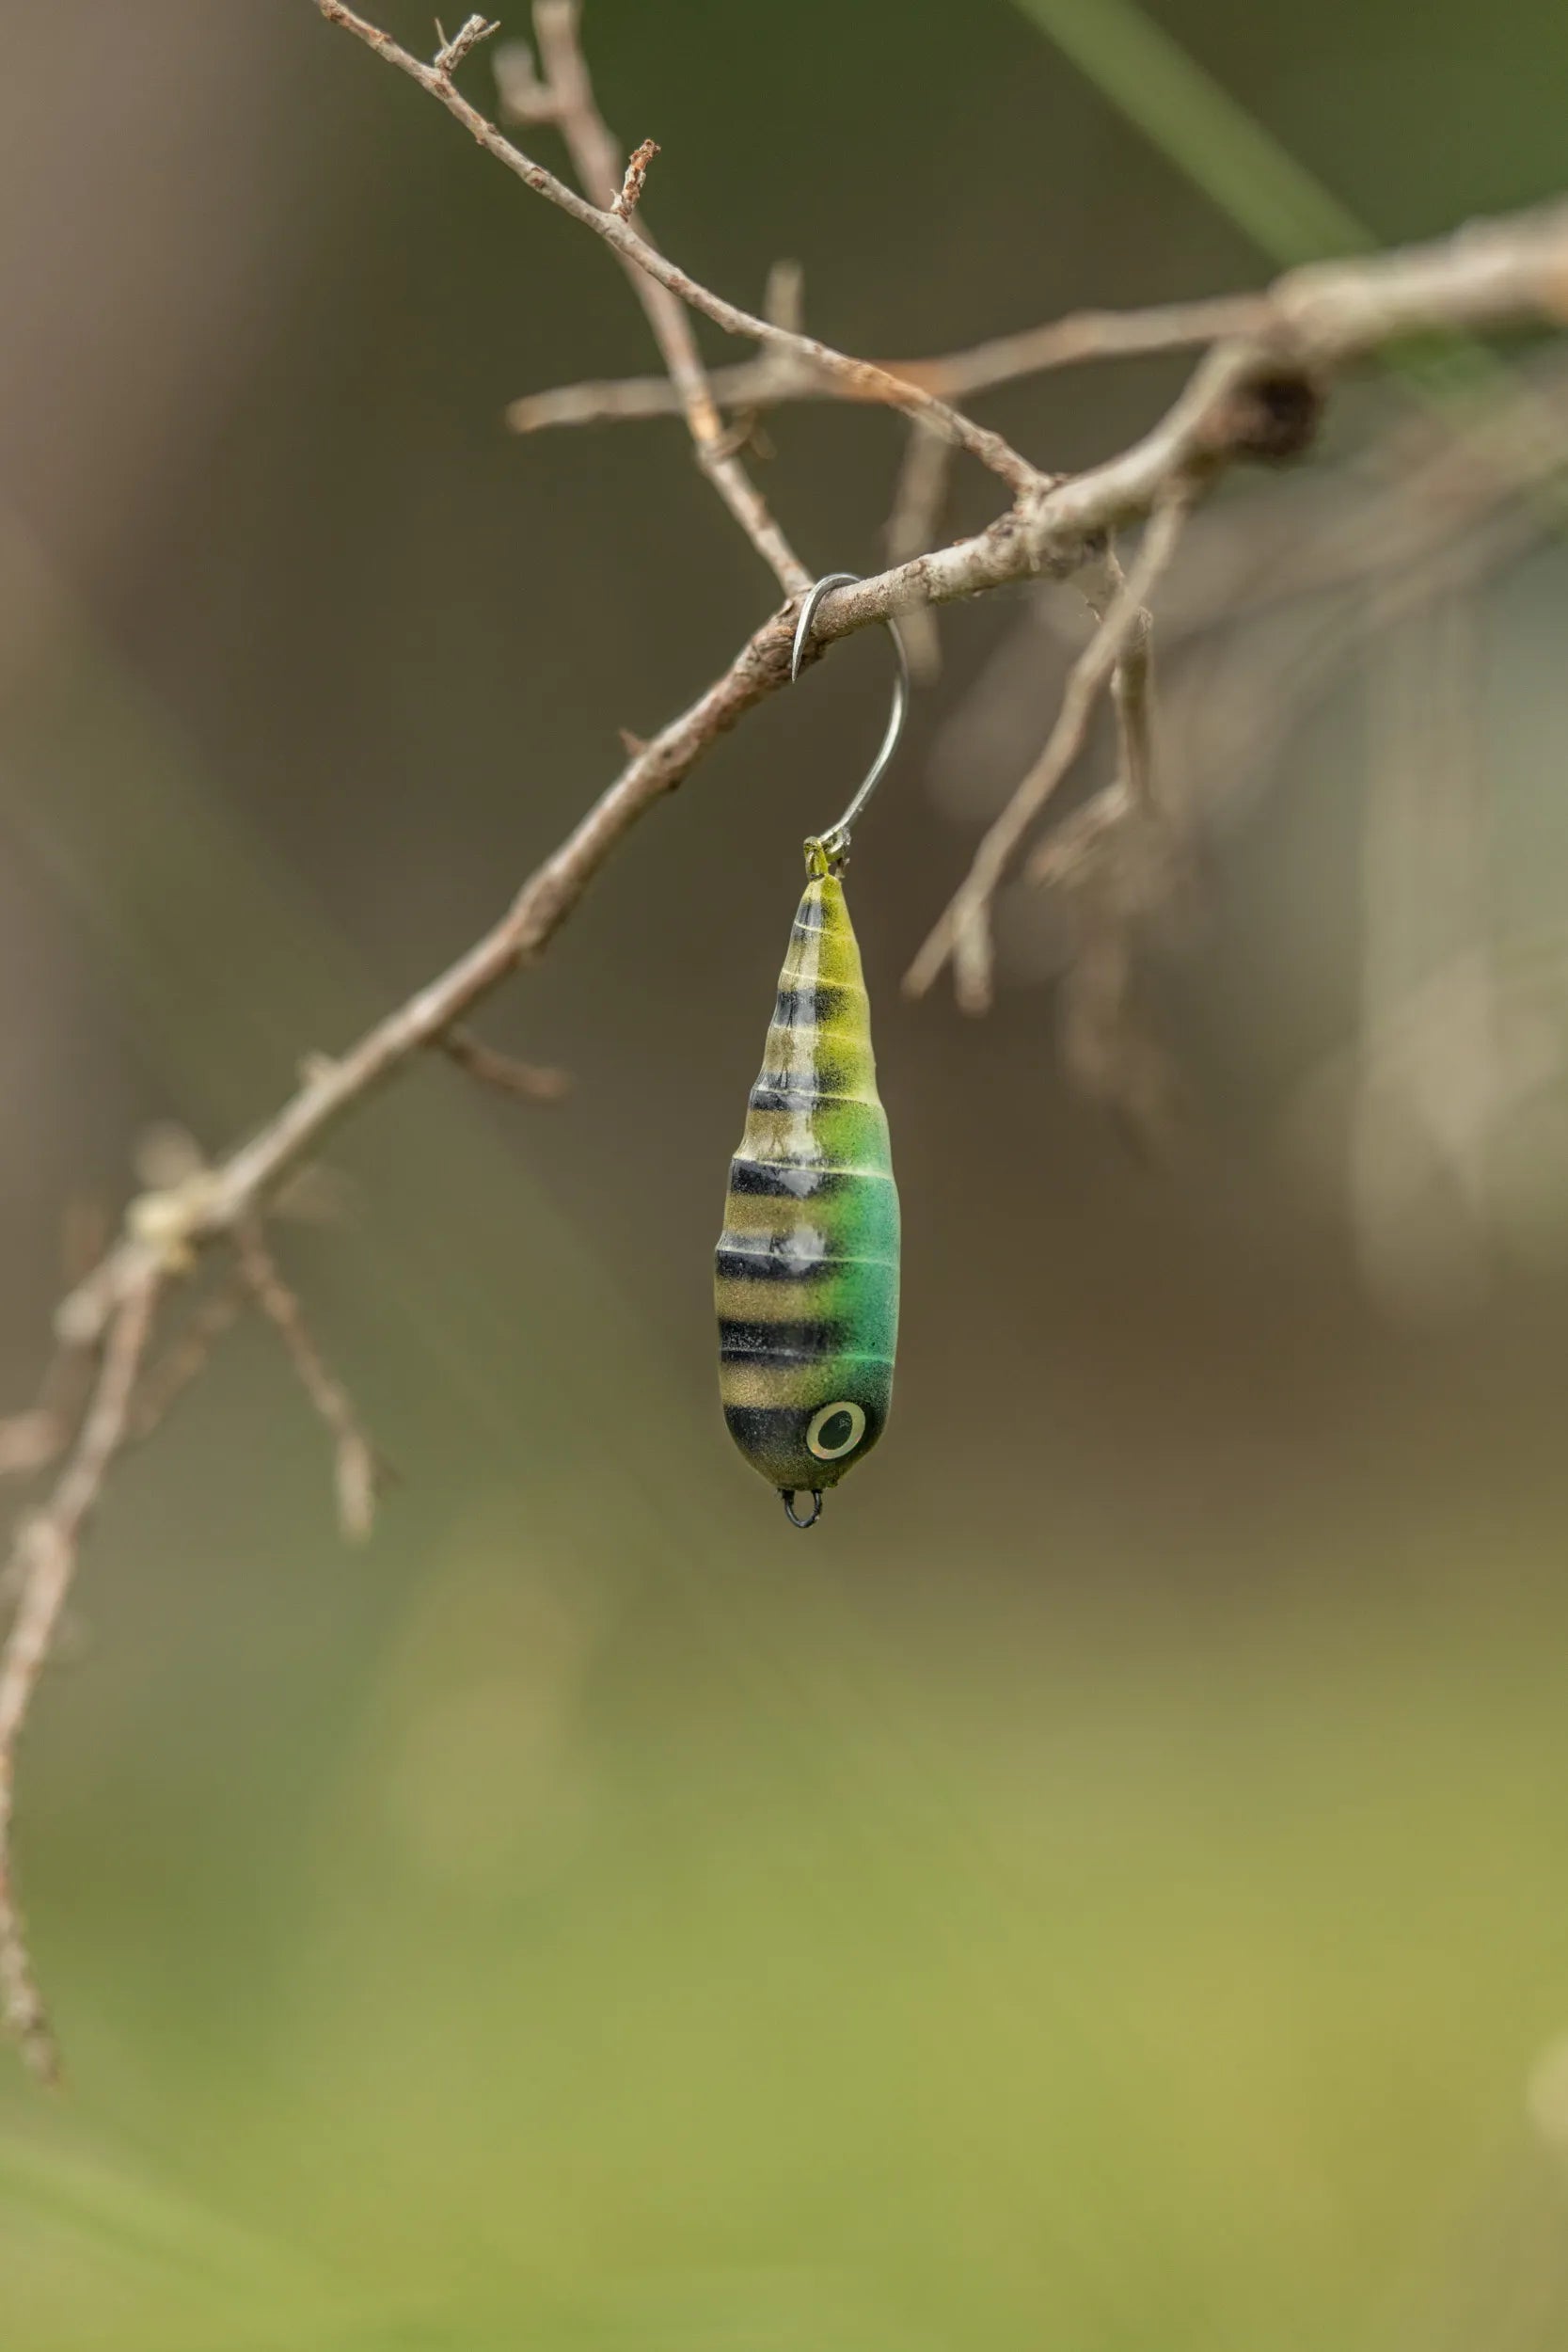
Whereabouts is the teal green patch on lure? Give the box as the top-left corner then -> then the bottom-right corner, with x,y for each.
716,840 -> 899,1523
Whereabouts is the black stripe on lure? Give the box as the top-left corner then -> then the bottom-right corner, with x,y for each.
716,572 -> 910,1530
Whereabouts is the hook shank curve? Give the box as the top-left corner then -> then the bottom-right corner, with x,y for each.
790,572 -> 910,865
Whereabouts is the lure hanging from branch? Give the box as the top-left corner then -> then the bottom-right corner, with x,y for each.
716,574 -> 910,1529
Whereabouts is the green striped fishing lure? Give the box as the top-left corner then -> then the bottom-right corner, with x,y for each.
715,572 -> 908,1528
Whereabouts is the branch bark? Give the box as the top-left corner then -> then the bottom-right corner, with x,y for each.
3,9 -> 1568,2078
315,0 -> 1044,498
904,493 -> 1192,1011
42,194 -> 1568,1354
498,0 -> 807,593
0,1273 -> 162,2081
505,292 -> 1275,436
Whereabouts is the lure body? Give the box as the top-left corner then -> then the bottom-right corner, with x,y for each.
716,847 -> 899,1515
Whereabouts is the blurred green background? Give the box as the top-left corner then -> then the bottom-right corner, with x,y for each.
6,2 -> 1568,2345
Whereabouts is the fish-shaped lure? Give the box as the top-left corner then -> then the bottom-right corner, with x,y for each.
716,838 -> 899,1525
714,571 -> 909,1528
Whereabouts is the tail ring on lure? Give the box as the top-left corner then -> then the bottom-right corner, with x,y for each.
715,574 -> 908,1527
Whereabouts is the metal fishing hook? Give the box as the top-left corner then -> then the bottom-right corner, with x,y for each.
790,571 -> 911,869
781,1488 -> 824,1529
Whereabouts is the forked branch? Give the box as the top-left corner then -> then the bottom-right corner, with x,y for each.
315,0 -> 1044,499
904,494 -> 1192,1011
495,0 -> 806,592
4,0 -> 1568,2080
0,1272 -> 163,2080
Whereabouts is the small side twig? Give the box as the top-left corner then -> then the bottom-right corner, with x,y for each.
905,493 -> 1192,1012
502,0 -> 806,594
8,24 -> 1568,2076
504,292 -> 1272,437
438,1025 -> 573,1102
234,1224 -> 380,1545
432,13 -> 499,77
0,1271 -> 162,2082
612,135 -> 657,220
1076,543 -> 1155,813
129,1279 -> 249,1446
883,425 -> 957,683
316,0 -> 1044,501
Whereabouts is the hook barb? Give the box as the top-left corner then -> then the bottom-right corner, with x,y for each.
790,571 -> 910,865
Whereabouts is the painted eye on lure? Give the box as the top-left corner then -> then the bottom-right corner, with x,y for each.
715,573 -> 909,1531
807,1402 -> 866,1460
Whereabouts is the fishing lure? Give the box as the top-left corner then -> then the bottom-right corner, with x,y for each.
716,573 -> 909,1528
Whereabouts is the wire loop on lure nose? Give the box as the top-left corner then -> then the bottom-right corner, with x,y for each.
781,1489 -> 824,1529
790,571 -> 911,868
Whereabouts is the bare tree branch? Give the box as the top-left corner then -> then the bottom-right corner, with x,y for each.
904,493 -> 1193,1011
234,1225 -> 381,1546
611,135 -> 657,221
3,9 -> 1568,2074
128,1279 -> 248,1446
431,13 -> 499,77
40,198 -> 1568,1370
505,291 -> 1277,437
314,0 -> 1044,498
883,424 -> 956,684
437,1025 -> 572,1102
0,1271 -> 162,2082
496,0 -> 806,593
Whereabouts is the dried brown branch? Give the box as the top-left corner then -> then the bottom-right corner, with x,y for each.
612,135 -> 657,220
505,291 -> 1275,436
437,1025 -> 572,1101
233,1223 -> 381,1546
926,352 -> 1568,934
0,1343 -> 93,1486
0,1410 -> 69,1484
432,12 -> 499,76
905,493 -> 1192,1012
315,0 -> 1043,499
497,0 -> 805,594
128,1279 -> 248,1446
883,425 -> 956,684
0,1203 -> 117,1487
1077,542 -> 1155,810
0,1271 -> 162,2081
40,198 -> 1568,1363
2,16 -> 1567,2074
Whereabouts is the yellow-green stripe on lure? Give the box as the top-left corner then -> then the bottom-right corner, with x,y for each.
717,573 -> 909,1529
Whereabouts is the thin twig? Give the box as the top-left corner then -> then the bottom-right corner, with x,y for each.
128,1279 -> 248,1445
612,135 -> 657,220
0,1203 -> 118,1486
432,12 -> 499,76
233,1224 -> 380,1545
507,0 -> 806,593
8,49 -> 1568,2074
1075,543 -> 1155,810
437,1025 -> 572,1101
506,291 -> 1275,435
315,0 -> 1044,499
905,494 -> 1192,1011
883,425 -> 956,683
0,1272 -> 161,2080
0,1411 -> 69,1483
50,195 -> 1568,1365
0,1342 -> 94,1485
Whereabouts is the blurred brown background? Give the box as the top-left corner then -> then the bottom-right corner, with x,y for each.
5,4 -> 1568,2347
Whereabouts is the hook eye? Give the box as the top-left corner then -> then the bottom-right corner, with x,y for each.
789,571 -> 911,857
780,1488 -> 824,1529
